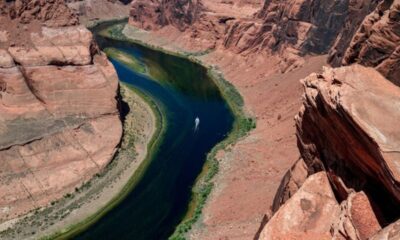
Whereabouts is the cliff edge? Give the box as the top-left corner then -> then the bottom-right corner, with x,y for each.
127,0 -> 400,239
0,0 -> 122,222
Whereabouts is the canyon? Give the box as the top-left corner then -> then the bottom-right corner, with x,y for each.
0,0 -> 399,239
127,0 -> 400,239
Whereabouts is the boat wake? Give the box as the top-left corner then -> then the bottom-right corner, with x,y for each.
194,117 -> 200,132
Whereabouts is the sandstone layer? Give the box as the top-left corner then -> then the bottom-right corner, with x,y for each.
127,0 -> 400,239
297,65 -> 400,204
0,0 -> 122,222
129,0 -> 400,76
283,65 -> 400,239
329,0 -> 400,85
67,0 -> 131,24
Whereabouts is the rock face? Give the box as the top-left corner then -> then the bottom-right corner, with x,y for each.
129,0 -> 203,31
370,219 -> 400,240
129,0 -> 263,51
265,65 -> 400,240
129,0 -> 400,75
248,0 -> 351,54
130,0 -> 353,53
296,65 -> 400,205
128,0 -> 400,239
329,0 -> 400,85
256,64 -> 400,240
271,158 -> 308,213
264,1 -> 400,237
67,0 -> 131,24
260,172 -> 340,240
0,0 -> 79,27
0,1 -> 122,222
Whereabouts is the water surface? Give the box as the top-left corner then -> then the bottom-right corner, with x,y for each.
76,26 -> 234,239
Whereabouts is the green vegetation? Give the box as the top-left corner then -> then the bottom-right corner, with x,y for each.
104,47 -> 147,74
95,22 -> 212,58
39,21 -> 255,240
40,84 -> 167,240
169,66 -> 256,240
94,21 -> 256,240
96,22 -> 128,41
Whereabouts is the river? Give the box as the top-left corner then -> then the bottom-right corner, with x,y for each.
75,23 -> 234,239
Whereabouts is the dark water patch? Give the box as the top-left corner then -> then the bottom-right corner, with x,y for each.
75,26 -> 234,239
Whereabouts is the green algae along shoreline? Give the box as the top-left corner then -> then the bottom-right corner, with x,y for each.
41,84 -> 167,240
34,19 -> 254,240
97,22 -> 255,239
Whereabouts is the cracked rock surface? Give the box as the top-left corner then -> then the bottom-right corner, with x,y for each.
0,0 -> 122,222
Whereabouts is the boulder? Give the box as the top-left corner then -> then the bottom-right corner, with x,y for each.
370,219 -> 400,240
271,158 -> 308,213
332,191 -> 381,240
259,172 -> 340,240
296,64 -> 400,222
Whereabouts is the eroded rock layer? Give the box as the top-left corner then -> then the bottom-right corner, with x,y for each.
296,65 -> 400,204
129,0 -> 400,76
265,65 -> 400,240
0,0 -> 122,222
329,0 -> 400,85
127,0 -> 400,239
129,0 -> 203,31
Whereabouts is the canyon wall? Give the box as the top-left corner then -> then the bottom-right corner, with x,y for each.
329,0 -> 400,85
0,0 -> 122,222
67,0 -> 131,24
129,0 -> 399,76
129,0 -> 203,31
128,0 -> 400,239
264,65 -> 400,240
258,1 -> 400,239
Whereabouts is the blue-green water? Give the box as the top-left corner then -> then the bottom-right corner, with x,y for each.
76,26 -> 234,239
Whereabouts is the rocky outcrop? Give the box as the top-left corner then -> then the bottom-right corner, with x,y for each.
332,191 -> 381,239
296,65 -> 400,206
128,0 -> 392,73
129,0 -> 203,31
0,0 -> 78,27
129,0 -> 400,76
260,172 -> 340,240
129,0 -> 352,54
328,0 -> 381,66
67,0 -> 131,24
329,0 -> 400,85
248,0 -> 350,54
271,158 -> 308,213
0,1 -> 122,222
127,0 -> 400,239
370,219 -> 400,240
264,65 -> 400,240
128,0 -> 163,31
8,25 -> 93,66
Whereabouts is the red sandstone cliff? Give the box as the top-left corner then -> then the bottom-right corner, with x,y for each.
0,0 -> 122,222
129,0 -> 202,31
129,0 -> 399,75
128,0 -> 400,239
329,0 -> 400,85
266,65 -> 400,240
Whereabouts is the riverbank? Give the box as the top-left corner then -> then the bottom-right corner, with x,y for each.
96,23 -> 256,239
0,83 -> 163,240
120,23 -> 328,240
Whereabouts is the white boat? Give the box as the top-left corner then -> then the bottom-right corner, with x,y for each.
194,117 -> 200,131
